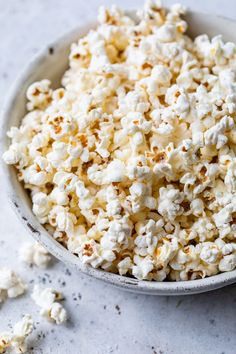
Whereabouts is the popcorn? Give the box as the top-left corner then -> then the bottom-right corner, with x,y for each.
23,156 -> 53,186
132,256 -> 154,280
118,257 -> 132,275
219,254 -> 236,272
104,160 -> 126,183
50,187 -> 69,206
100,217 -> 132,253
0,268 -> 26,303
0,332 -> 11,353
134,225 -> 158,256
46,141 -> 68,168
199,242 -> 220,264
157,186 -> 184,221
53,171 -> 78,192
2,145 -> 22,165
31,285 -> 67,325
32,192 -> 51,223
77,239 -> 103,268
0,315 -> 34,354
3,0 -> 236,281
11,315 -> 34,353
54,207 -> 77,236
26,79 -> 52,110
190,217 -> 216,242
145,65 -> 172,96
19,242 -> 52,268
45,112 -> 76,140
49,302 -> 68,325
204,115 -> 234,149
154,238 -> 179,269
224,160 -> 236,192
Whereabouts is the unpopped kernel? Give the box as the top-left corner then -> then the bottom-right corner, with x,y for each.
3,0 -> 236,281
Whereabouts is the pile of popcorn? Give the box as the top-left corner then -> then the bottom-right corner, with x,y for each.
3,0 -> 236,281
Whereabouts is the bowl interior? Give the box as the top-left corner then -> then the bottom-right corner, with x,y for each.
2,10 -> 236,295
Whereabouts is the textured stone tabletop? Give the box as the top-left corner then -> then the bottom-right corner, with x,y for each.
0,1 -> 236,353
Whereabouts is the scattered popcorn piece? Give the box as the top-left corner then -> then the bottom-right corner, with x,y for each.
0,315 -> 33,354
0,333 -> 11,354
19,242 -> 52,268
0,268 -> 26,303
49,302 -> 68,325
3,0 -> 236,281
11,315 -> 34,353
31,285 -> 67,324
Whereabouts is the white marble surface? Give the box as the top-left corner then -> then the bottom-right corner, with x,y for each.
1,1 -> 236,353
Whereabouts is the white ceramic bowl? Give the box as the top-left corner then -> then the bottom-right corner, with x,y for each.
2,10 -> 236,295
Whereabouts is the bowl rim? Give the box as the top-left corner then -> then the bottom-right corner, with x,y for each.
1,10 -> 236,295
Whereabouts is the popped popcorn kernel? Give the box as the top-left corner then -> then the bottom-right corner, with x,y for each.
0,315 -> 34,354
19,242 -> 52,268
0,268 -> 26,303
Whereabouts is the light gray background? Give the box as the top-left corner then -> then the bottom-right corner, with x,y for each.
0,1 -> 236,353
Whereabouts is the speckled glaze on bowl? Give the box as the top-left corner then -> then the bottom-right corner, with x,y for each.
1,11 -> 236,295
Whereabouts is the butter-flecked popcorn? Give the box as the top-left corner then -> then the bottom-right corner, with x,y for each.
3,0 -> 236,281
